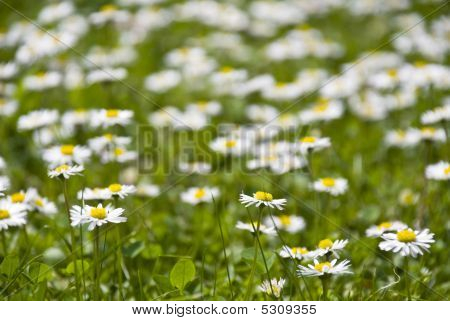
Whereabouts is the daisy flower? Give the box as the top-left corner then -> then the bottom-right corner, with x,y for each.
77,188 -> 111,201
32,196 -> 57,215
265,214 -> 306,233
48,164 -> 84,179
136,183 -> 160,198
239,191 -> 287,210
296,136 -> 331,154
209,136 -> 250,156
379,228 -> 435,257
311,238 -> 348,259
297,259 -> 352,277
279,245 -> 313,260
313,177 -> 348,196
17,109 -> 59,131
425,161 -> 450,180
420,127 -> 446,142
421,105 -> 450,124
398,189 -> 419,207
70,203 -> 127,231
105,183 -> 136,199
235,221 -> 276,235
8,188 -> 38,209
0,199 -> 28,230
43,144 -> 91,166
259,278 -> 285,298
365,221 -> 408,238
180,186 -> 219,205
90,109 -> 133,128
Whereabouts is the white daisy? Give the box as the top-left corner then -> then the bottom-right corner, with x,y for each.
43,145 -> 91,167
265,214 -> 306,233
7,188 -> 38,209
100,147 -> 137,164
0,199 -> 28,230
144,70 -> 181,93
398,189 -> 419,207
48,164 -> 84,179
425,161 -> 450,180
136,183 -> 160,198
77,188 -> 111,201
379,228 -> 435,257
0,98 -> 18,116
299,99 -> 344,124
85,68 -> 127,85
17,109 -> 59,131
313,177 -> 348,196
279,245 -> 313,260
419,127 -> 446,142
90,109 -> 133,128
239,191 -> 286,210
297,259 -> 352,277
385,129 -> 421,148
180,186 -> 219,205
311,239 -> 348,259
70,203 -> 127,231
186,100 -> 222,116
178,162 -> 212,174
365,221 -> 408,238
421,105 -> 450,124
296,136 -> 331,154
32,196 -> 57,215
105,183 -> 136,199
209,137 -> 250,156
259,278 -> 285,298
235,221 -> 276,235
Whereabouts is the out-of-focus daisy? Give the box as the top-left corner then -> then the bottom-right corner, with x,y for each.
0,98 -> 18,116
425,161 -> 450,180
43,144 -> 91,166
180,186 -> 219,205
70,203 -> 127,231
398,189 -> 419,207
186,100 -> 222,116
421,105 -> 450,124
89,4 -> 130,26
32,196 -> 57,215
239,191 -> 286,210
419,127 -> 446,142
105,183 -> 136,199
265,214 -> 306,233
62,109 -> 90,130
77,188 -> 110,201
8,188 -> 37,208
178,162 -> 212,174
365,221 -> 408,238
17,109 -> 59,131
379,228 -> 435,257
88,134 -> 131,152
209,136 -> 250,156
48,164 -> 84,179
144,70 -> 181,93
136,183 -> 160,198
0,199 -> 28,230
279,245 -> 313,260
235,221 -> 276,235
259,278 -> 285,298
385,129 -> 421,148
313,177 -> 348,196
311,238 -> 348,259
296,136 -> 331,154
297,259 -> 352,277
100,146 -> 137,164
23,71 -> 62,91
85,68 -> 127,85
299,99 -> 344,124
90,109 -> 133,128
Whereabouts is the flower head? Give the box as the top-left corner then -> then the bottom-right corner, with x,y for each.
70,203 -> 127,231
365,221 -> 408,238
297,259 -> 352,277
48,164 -> 84,179
239,191 -> 286,210
378,228 -> 435,257
259,278 -> 285,298
0,199 -> 28,230
313,177 -> 348,196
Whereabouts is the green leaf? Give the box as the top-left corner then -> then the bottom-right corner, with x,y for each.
29,262 -> 53,283
124,241 -> 145,258
65,260 -> 90,278
170,259 -> 196,292
0,255 -> 19,278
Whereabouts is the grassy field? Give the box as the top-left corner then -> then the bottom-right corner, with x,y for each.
0,0 -> 449,301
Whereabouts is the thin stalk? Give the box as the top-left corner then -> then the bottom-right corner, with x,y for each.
404,258 -> 411,301
321,276 -> 329,300
79,226 -> 87,297
113,196 -> 124,300
62,179 -> 81,301
1,230 -> 6,257
94,226 -> 101,300
244,237 -> 258,300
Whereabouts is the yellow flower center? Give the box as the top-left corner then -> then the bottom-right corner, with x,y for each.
0,209 -> 10,220
104,133 -> 114,141
414,61 -> 427,68
55,164 -> 70,173
35,198 -> 44,207
387,69 -> 398,78
300,136 -> 316,143
220,66 -> 233,73
106,109 -> 119,118
197,101 -> 208,110
100,4 -> 117,12
318,239 -> 333,249
444,166 -> 450,175
292,247 -> 308,255
90,207 -> 107,219
314,262 -> 332,272
36,71 -> 46,78
194,188 -> 206,199
321,178 -> 335,187
275,82 -> 286,88
225,140 -> 236,148
11,193 -> 25,203
377,222 -> 392,230
254,191 -> 273,201
279,215 -> 291,226
397,230 -> 416,243
109,184 -> 123,193
60,145 -> 75,155
114,148 -> 124,156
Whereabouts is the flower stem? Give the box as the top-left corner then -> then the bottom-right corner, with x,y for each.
321,276 -> 329,300
94,226 -> 101,300
62,179 -> 81,301
1,230 -> 7,257
404,258 -> 411,301
113,197 -> 124,300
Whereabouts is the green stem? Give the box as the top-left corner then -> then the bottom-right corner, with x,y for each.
244,237 -> 258,300
62,179 -> 81,301
1,230 -> 6,257
94,226 -> 101,300
321,277 -> 329,300
405,258 -> 411,301
113,197 -> 124,300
